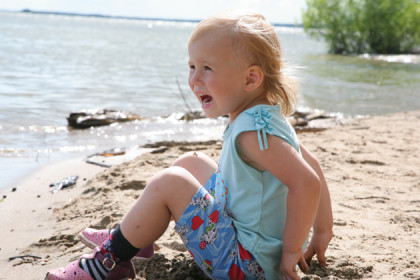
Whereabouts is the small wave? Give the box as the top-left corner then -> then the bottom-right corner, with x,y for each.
360,54 -> 420,64
58,145 -> 96,153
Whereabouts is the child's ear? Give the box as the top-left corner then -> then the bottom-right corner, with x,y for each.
245,65 -> 264,91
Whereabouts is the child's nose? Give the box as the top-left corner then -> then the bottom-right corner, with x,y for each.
189,70 -> 202,86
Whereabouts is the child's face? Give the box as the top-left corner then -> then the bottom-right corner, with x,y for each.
188,30 -> 251,120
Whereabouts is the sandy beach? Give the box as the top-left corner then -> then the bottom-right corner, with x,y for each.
0,111 -> 419,280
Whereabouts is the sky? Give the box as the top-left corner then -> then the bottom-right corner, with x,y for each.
0,0 -> 307,24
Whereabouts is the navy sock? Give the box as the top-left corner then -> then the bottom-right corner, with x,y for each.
100,225 -> 140,262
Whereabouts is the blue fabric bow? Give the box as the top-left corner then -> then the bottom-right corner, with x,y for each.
253,108 -> 273,151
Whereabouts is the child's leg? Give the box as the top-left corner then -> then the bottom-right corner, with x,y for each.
77,152 -> 217,248
121,151 -> 217,249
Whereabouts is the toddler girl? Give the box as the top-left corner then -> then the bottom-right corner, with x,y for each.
46,10 -> 333,280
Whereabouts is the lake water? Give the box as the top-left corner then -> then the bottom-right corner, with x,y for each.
1,11 -> 419,189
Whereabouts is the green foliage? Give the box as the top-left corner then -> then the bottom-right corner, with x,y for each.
302,0 -> 420,54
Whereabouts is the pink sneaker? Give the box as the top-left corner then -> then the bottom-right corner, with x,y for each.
45,247 -> 135,280
78,228 -> 154,259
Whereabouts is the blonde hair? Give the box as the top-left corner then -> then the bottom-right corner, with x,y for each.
189,10 -> 298,116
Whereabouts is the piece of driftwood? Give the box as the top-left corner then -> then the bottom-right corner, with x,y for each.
9,254 -> 42,261
289,110 -> 338,133
67,109 -> 143,129
354,196 -> 390,200
85,159 -> 112,168
85,148 -> 126,168
178,111 -> 207,121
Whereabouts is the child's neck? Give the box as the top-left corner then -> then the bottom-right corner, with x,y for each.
229,94 -> 271,123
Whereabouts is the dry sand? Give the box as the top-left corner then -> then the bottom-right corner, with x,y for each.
0,111 -> 419,280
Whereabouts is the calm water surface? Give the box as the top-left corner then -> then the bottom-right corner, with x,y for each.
0,11 -> 419,189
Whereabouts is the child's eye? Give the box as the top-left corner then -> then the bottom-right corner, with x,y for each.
189,64 -> 195,70
204,66 -> 212,71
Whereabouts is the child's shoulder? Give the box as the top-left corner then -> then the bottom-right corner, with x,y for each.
234,104 -> 298,149
227,104 -> 288,138
234,104 -> 286,129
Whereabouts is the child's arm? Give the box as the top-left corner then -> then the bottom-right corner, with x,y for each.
299,144 -> 333,266
237,132 -> 321,279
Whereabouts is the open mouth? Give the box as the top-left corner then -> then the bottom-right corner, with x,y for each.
199,94 -> 213,105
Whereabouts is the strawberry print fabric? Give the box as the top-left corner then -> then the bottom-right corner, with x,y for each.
175,173 -> 264,279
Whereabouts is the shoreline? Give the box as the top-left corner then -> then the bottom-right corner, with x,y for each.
0,109 -> 346,192
1,111 -> 419,279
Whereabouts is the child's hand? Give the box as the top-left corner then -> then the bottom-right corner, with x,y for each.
303,230 -> 333,266
280,249 -> 309,280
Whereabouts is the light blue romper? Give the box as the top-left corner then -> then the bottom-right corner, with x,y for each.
175,104 -> 301,280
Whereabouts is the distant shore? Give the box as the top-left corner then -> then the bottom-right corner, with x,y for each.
1,9 -> 303,27
1,111 -> 419,279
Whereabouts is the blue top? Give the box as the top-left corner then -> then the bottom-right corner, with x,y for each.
214,104 -> 301,280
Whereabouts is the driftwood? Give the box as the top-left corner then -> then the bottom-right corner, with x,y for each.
67,109 -> 143,129
9,254 -> 41,261
178,111 -> 207,121
289,111 -> 332,127
85,148 -> 127,168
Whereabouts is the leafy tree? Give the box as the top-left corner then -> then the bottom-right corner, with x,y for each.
302,0 -> 420,54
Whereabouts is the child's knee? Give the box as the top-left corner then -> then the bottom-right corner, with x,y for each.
147,166 -> 195,193
173,152 -> 216,170
172,153 -> 216,186
173,151 -> 204,165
